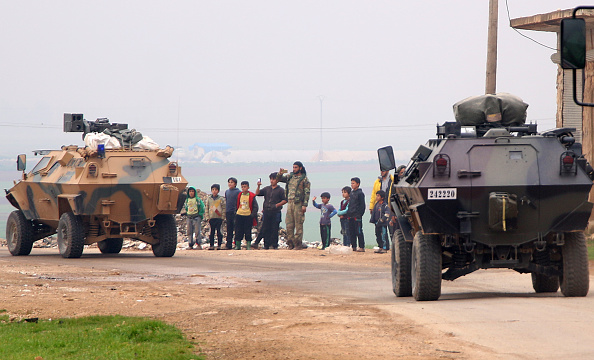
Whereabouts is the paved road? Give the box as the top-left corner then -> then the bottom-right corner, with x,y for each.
2,248 -> 594,359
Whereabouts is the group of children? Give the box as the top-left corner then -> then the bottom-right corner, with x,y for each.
312,177 -> 391,253
182,184 -> 227,250
183,175 -> 393,253
182,177 -> 273,250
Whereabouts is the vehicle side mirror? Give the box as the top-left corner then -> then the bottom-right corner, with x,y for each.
561,18 -> 586,69
378,146 -> 396,171
17,154 -> 26,172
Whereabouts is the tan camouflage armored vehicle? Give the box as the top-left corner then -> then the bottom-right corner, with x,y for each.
5,114 -> 187,258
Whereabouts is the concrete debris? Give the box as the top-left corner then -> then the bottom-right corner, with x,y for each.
327,245 -> 354,254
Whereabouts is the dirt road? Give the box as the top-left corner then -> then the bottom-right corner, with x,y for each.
1,247 -> 593,359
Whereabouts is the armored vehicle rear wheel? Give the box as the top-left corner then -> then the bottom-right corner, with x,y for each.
6,210 -> 35,256
411,232 -> 442,301
392,229 -> 412,297
97,238 -> 124,254
152,214 -> 177,257
560,232 -> 589,297
531,273 -> 559,293
57,212 -> 85,259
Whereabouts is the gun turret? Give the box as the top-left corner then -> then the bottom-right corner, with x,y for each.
63,113 -> 128,139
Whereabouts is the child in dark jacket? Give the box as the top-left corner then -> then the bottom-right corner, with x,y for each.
337,186 -> 351,246
312,192 -> 337,249
347,177 -> 366,252
370,190 -> 391,253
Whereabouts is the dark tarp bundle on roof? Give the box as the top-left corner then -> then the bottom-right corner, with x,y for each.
104,128 -> 143,147
453,93 -> 528,126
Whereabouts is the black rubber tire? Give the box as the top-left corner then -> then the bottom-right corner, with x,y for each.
392,229 -> 412,297
531,273 -> 560,293
411,232 -> 442,301
57,212 -> 85,259
97,238 -> 124,254
152,214 -> 177,257
6,210 -> 35,256
560,232 -> 589,297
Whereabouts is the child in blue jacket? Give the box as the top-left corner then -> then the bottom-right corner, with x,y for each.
312,192 -> 337,249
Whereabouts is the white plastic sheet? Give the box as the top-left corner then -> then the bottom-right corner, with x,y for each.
84,132 -> 121,150
133,136 -> 160,150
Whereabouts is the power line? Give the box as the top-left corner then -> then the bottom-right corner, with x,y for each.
0,123 -> 59,129
0,121 -> 438,134
505,0 -> 557,51
141,124 -> 437,133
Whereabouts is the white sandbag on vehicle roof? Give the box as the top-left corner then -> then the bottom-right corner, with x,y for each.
84,132 -> 122,150
133,136 -> 160,151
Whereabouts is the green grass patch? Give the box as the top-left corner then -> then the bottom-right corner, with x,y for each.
0,315 -> 202,360
0,309 -> 9,323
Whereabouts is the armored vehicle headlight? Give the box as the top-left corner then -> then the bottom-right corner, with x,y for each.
433,154 -> 451,177
560,151 -> 577,175
435,158 -> 448,167
168,162 -> 178,174
88,163 -> 98,177
563,155 -> 575,165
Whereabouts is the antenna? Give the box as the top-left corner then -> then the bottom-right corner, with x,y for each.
318,95 -> 325,161
176,96 -> 181,163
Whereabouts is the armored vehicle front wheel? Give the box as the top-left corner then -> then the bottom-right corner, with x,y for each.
392,229 -> 412,297
6,210 -> 35,256
97,238 -> 124,254
152,214 -> 177,257
57,212 -> 85,259
531,273 -> 559,293
411,232 -> 442,301
560,232 -> 589,297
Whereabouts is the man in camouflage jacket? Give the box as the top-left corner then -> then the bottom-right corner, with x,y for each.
277,161 -> 311,249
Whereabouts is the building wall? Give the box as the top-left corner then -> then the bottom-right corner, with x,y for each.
558,28 -> 594,225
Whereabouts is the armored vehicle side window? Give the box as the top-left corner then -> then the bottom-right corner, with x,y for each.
67,158 -> 85,168
509,151 -> 523,160
30,157 -> 52,174
461,126 -> 477,137
47,162 -> 60,175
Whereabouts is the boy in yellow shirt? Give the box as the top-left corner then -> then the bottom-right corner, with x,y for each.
234,181 -> 259,250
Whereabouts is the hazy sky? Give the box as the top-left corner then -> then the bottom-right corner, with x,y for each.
0,1 -> 582,158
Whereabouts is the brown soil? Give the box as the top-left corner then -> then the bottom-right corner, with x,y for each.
0,248 -> 489,359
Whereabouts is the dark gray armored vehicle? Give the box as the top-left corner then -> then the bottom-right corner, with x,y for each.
379,95 -> 594,301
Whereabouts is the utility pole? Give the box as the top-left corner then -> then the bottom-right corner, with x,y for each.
318,95 -> 325,161
485,0 -> 498,94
